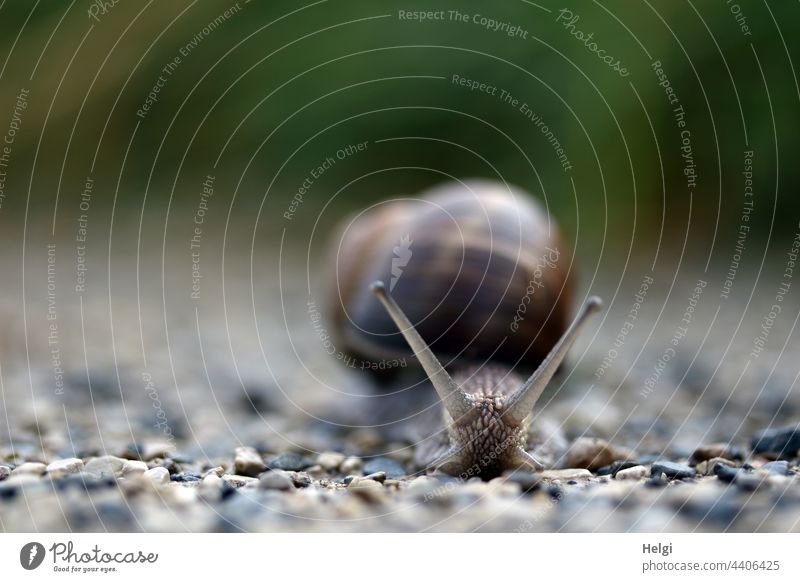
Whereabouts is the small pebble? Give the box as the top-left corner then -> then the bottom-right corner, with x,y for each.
340,456 -> 363,474
259,470 -> 293,491
143,467 -> 170,485
222,474 -> 259,488
690,443 -> 742,464
615,465 -> 648,481
171,472 -> 202,482
84,456 -> 125,479
142,442 -> 175,461
750,425 -> 800,458
362,457 -> 405,478
266,452 -> 311,472
564,437 -> 621,471
316,451 -> 345,472
596,460 -> 638,477
200,474 -> 222,492
12,462 -> 47,476
121,460 -> 148,478
695,457 -> 737,476
46,458 -> 84,478
289,471 -> 312,488
0,465 -> 10,481
713,463 -> 741,484
761,460 -> 790,476
650,461 -> 695,480
539,468 -> 593,481
234,446 -> 266,477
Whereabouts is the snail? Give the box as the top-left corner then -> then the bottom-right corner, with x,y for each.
328,180 -> 602,479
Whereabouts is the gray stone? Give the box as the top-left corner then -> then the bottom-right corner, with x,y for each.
12,462 -> 47,476
316,451 -> 345,472
697,457 -> 737,476
751,425 -> 800,457
615,465 -> 648,480
234,446 -> 266,477
651,461 -> 695,480
340,456 -> 363,474
259,470 -> 293,490
266,452 -> 311,472
539,468 -> 593,481
121,460 -> 148,478
761,460 -> 790,476
142,442 -> 174,461
289,471 -> 312,488
46,458 -> 84,478
84,456 -> 125,479
143,467 -> 170,485
222,474 -> 259,488
690,443 -> 742,464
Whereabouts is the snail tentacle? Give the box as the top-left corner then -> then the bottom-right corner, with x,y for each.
514,446 -> 545,471
505,296 -> 603,425
370,281 -> 474,420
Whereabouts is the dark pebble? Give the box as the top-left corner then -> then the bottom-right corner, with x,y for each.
761,461 -> 790,476
596,460 -> 638,477
750,425 -> 800,458
690,443 -> 744,465
362,457 -> 406,478
171,472 -> 202,482
713,464 -> 741,484
290,472 -> 312,488
651,461 -> 696,480
342,475 -> 355,486
267,453 -> 312,472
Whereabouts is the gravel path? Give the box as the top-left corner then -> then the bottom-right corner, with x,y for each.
1,241 -> 799,532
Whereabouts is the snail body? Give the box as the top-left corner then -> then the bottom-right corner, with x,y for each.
328,180 -> 601,479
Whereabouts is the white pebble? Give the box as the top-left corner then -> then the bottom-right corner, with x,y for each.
615,465 -> 648,480
121,460 -> 148,478
46,458 -> 84,478
143,466 -> 170,485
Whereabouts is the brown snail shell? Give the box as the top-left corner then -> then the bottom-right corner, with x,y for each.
329,179 -> 573,370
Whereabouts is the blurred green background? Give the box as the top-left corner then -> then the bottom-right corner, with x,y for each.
0,0 -> 797,251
